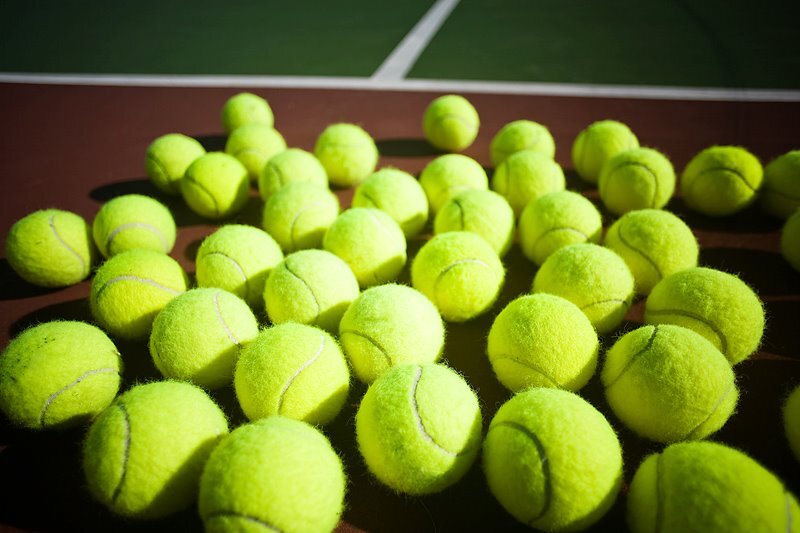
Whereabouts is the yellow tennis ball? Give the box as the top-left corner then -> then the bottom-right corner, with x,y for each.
92,194 -> 176,258
411,231 -> 504,322
422,94 -> 480,152
434,189 -> 515,257
533,243 -> 635,334
598,147 -> 676,215
0,321 -> 122,430
83,381 -> 229,519
196,224 -> 284,309
264,249 -> 359,333
490,119 -> 556,167
258,147 -> 328,201
785,384 -> 800,462
181,152 -> 250,219
314,123 -> 379,187
602,324 -> 737,442
644,266 -> 765,364
145,133 -> 206,195
487,293 -> 599,392
483,387 -> 623,532
352,167 -> 429,238
224,123 -> 286,181
572,119 -> 639,183
761,150 -> 800,219
90,249 -> 188,340
221,92 -> 274,134
262,181 -> 340,252
356,363 -> 482,495
199,417 -> 345,533
149,288 -> 259,389
681,145 -> 763,216
781,209 -> 800,272
627,441 -> 800,533
518,190 -> 603,265
491,149 -> 566,216
419,153 -> 489,213
339,284 -> 445,384
5,208 -> 96,287
234,323 -> 350,425
604,208 -> 699,294
323,207 -> 407,288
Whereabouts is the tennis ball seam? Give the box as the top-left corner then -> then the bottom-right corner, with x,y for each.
281,261 -> 321,322
40,366 -> 119,428
275,332 -> 325,415
532,227 -> 590,257
265,161 -> 287,188
451,198 -> 466,230
202,252 -> 250,296
602,162 -> 660,208
183,175 -> 220,216
110,403 -> 132,506
289,200 -> 328,250
233,147 -> 270,159
435,113 -> 478,132
615,220 -> 664,280
645,308 -> 729,355
94,275 -> 183,303
106,222 -> 170,254
205,511 -> 280,532
357,190 -> 382,210
434,258 -> 493,294
410,366 -> 460,457
144,154 -> 173,186
692,166 -> 757,192
212,291 -> 242,345
339,329 -> 392,367
49,213 -> 89,277
579,297 -> 630,313
604,326 -> 659,388
685,381 -> 738,439
489,353 -> 561,387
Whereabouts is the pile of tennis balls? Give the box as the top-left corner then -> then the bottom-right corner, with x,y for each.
2,90 -> 800,533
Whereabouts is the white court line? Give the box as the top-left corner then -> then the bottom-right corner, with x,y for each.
1,73 -> 799,102
371,0 -> 460,81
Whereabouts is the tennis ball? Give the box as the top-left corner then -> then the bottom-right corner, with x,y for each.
225,123 -> 286,181
83,381 -> 228,519
234,323 -> 350,425
352,167 -> 429,238
196,224 -> 284,309
264,249 -> 359,333
785,384 -> 800,462
221,92 -> 274,134
598,147 -> 676,215
90,249 -> 188,340
483,387 -> 623,532
781,209 -> 800,272
434,189 -> 515,257
339,284 -> 445,384
258,147 -> 328,201
314,123 -> 379,187
356,363 -> 482,495
419,153 -> 489,213
145,133 -> 206,195
411,231 -> 504,322
602,324 -> 737,442
604,209 -> 699,294
323,207 -> 406,288
627,441 -> 800,533
199,417 -> 345,533
5,208 -> 95,287
761,150 -> 800,219
490,119 -> 556,167
92,194 -> 176,258
518,190 -> 603,265
262,181 -> 340,252
0,321 -> 121,430
149,288 -> 259,390
572,119 -> 639,183
644,267 -> 765,364
533,243 -> 635,334
491,149 -> 566,216
681,145 -> 763,216
422,94 -> 480,152
181,152 -> 250,219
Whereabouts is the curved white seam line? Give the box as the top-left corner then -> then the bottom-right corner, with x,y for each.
106,221 -> 170,253
289,200 -> 325,247
410,366 -> 457,457
39,367 -> 118,426
277,333 -> 325,413
48,214 -> 87,276
96,275 -> 181,300
213,291 -> 240,345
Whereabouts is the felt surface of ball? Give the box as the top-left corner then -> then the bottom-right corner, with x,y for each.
627,441 -> 800,533
518,190 -> 603,265
264,249 -> 359,333
314,123 -> 379,187
225,123 -> 287,180
572,119 -> 639,183
0,321 -> 121,430
181,152 -> 250,219
785,384 -> 800,462
419,153 -> 489,213
145,133 -> 206,195
781,209 -> 800,272
604,209 -> 699,294
258,147 -> 328,201
92,194 -> 176,258
761,150 -> 800,219
533,243 -> 635,333
356,363 -> 482,495
262,181 -> 340,252
234,323 -> 350,425
149,288 -> 259,389
5,208 -> 95,287
323,207 -> 407,288
681,145 -> 763,216
352,167 -> 429,238
422,94 -> 479,152
196,224 -> 284,309
644,266 -> 765,364
598,147 -> 676,215
199,416 -> 345,533
490,120 -> 556,167
83,381 -> 229,519
434,189 -> 515,257
487,293 -> 599,391
221,92 -> 274,133
339,284 -> 445,384
483,387 -> 623,532
491,149 -> 565,217
411,231 -> 504,322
